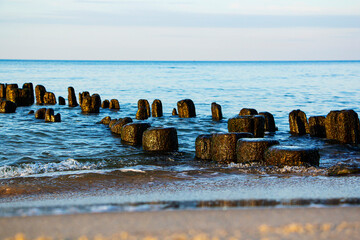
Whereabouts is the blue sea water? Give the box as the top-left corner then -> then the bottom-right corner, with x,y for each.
0,60 -> 360,216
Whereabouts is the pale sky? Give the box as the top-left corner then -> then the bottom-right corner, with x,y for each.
0,0 -> 359,60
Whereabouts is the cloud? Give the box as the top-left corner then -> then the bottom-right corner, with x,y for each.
1,10 -> 360,29
1,0 -> 360,28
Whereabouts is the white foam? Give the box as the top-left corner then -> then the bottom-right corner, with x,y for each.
227,162 -> 327,175
119,168 -> 145,173
0,159 -> 106,179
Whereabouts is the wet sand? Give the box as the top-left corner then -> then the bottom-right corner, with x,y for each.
1,207 -> 360,240
1,170 -> 360,217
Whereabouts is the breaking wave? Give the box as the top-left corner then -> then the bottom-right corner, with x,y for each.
0,159 -> 106,179
227,162 -> 328,175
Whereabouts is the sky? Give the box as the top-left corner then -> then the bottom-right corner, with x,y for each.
0,0 -> 359,60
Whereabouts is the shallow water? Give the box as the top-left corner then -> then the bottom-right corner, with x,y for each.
0,60 -> 360,216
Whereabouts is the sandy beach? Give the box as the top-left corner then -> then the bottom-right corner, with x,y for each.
1,207 -> 360,240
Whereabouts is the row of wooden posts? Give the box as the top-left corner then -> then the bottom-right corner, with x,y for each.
1,82 -> 359,168
1,82 -> 359,145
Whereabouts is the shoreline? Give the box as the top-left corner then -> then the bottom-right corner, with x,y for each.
1,207 -> 360,239
1,171 -> 360,217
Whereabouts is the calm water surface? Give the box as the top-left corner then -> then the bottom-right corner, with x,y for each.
0,60 -> 360,216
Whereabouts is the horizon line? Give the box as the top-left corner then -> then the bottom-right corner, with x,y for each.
1,59 -> 360,62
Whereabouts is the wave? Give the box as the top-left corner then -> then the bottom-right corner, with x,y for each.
2,198 -> 360,217
227,162 -> 328,175
0,159 -> 106,179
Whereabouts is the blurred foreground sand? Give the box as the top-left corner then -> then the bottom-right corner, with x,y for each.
1,207 -> 360,240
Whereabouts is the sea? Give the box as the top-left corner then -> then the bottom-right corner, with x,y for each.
0,60 -> 360,216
